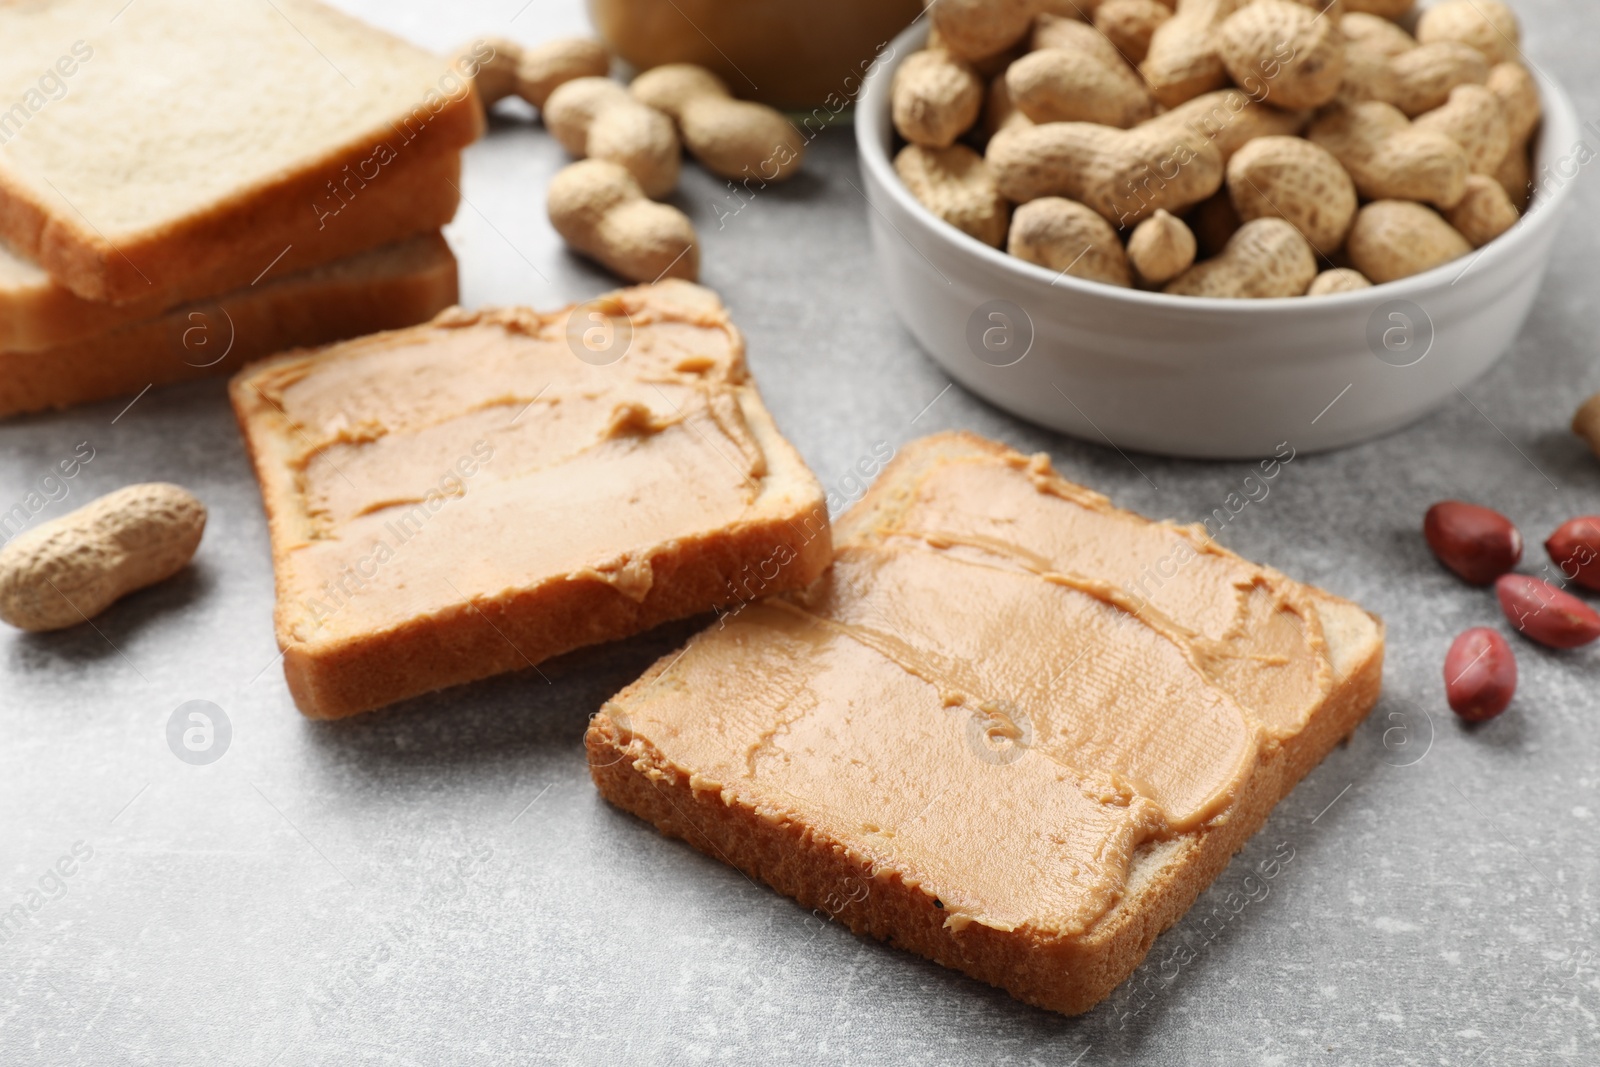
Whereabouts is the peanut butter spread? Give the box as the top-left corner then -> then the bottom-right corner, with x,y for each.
610,443 -> 1338,938
242,283 -> 779,645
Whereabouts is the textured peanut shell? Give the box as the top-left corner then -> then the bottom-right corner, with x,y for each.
1094,0 -> 1173,63
1346,200 -> 1471,283
516,38 -> 610,109
1141,89 -> 1308,162
1340,13 -> 1416,58
1308,101 -> 1468,208
1140,0 -> 1245,108
1032,15 -> 1132,63
546,160 -> 699,283
1006,46 -> 1155,128
1164,217 -> 1316,297
1445,174 -> 1520,247
459,38 -> 522,106
681,98 -> 805,181
585,102 -> 681,199
1226,136 -> 1357,255
631,64 -> 804,182
1494,141 -> 1532,211
1488,62 -> 1541,145
1007,198 -> 1132,285
1307,267 -> 1373,295
987,122 -> 1224,226
1386,41 -> 1489,116
1127,209 -> 1197,283
895,144 -> 1010,248
0,483 -> 205,632
891,50 -> 984,148
1413,84 -> 1510,175
930,0 -> 1038,61
1416,0 -> 1520,66
629,63 -> 726,117
1217,0 -> 1346,111
543,77 -> 630,155
1572,394 -> 1600,460
545,78 -> 680,198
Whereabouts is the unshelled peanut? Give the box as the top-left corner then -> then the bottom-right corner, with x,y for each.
1308,101 -> 1469,209
1346,200 -> 1471,283
1417,0 -> 1520,66
1094,0 -> 1173,64
517,38 -> 611,109
1413,84 -> 1510,175
1217,0 -> 1346,111
547,160 -> 699,283
1008,197 -> 1132,285
1307,267 -> 1373,294
1127,209 -> 1197,283
1164,217 -> 1316,297
544,77 -> 680,198
1006,43 -> 1156,128
1445,174 -> 1520,247
1384,42 -> 1491,116
631,64 -> 805,181
895,144 -> 1010,248
889,49 -> 984,149
1140,0 -> 1242,109
456,38 -> 523,107
1140,89 -> 1307,162
1226,135 -> 1357,255
987,121 -> 1224,226
1340,13 -> 1416,58
1572,393 -> 1600,461
0,484 -> 205,632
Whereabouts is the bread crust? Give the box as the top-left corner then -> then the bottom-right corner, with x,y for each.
587,431 -> 1384,1015
230,282 -> 833,720
0,233 -> 458,419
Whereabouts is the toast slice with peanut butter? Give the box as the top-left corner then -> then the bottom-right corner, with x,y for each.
587,431 -> 1384,1015
231,280 -> 831,719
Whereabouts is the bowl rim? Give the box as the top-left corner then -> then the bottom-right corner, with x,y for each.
856,18 -> 1581,313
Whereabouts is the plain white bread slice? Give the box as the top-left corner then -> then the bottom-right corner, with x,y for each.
0,0 -> 482,303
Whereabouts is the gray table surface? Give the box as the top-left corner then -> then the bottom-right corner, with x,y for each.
4,2 -> 1598,1064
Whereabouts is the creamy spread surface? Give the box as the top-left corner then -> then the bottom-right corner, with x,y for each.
613,445 -> 1338,938
244,286 -> 770,644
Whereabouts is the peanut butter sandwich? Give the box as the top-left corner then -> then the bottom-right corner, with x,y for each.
231,280 -> 830,719
587,431 -> 1383,1015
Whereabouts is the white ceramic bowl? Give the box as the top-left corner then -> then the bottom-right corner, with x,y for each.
857,22 -> 1579,458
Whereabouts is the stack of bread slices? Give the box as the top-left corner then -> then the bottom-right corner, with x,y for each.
0,0 -> 484,418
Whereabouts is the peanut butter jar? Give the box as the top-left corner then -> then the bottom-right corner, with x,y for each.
588,0 -> 921,111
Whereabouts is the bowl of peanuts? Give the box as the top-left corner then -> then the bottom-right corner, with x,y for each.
857,0 -> 1578,458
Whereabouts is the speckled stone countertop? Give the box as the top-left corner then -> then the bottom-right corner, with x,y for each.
2,2 -> 1596,1064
